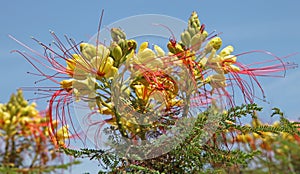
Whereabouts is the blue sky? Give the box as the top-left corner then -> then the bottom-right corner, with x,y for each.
1,0 -> 300,173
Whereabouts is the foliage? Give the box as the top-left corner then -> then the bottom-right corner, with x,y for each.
63,104 -> 300,173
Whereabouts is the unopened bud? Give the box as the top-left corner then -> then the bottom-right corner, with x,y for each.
111,43 -> 123,61
191,33 -> 203,51
181,31 -> 191,46
187,26 -> 196,37
127,40 -> 137,50
111,28 -> 126,42
189,11 -> 201,30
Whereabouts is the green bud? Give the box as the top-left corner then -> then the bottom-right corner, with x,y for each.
111,28 -> 126,42
126,40 -> 137,51
111,44 -> 123,61
192,22 -> 198,30
202,31 -> 208,39
187,27 -> 196,37
181,31 -> 191,46
189,11 -> 201,30
167,42 -> 184,55
118,39 -> 127,50
191,33 -> 203,51
10,105 -> 16,116
167,42 -> 176,54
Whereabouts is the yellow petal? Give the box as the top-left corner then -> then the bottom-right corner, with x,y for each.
223,55 -> 237,63
199,57 -> 208,67
101,107 -> 114,115
154,45 -> 165,57
66,58 -> 76,71
138,42 -> 149,53
56,125 -> 70,139
134,84 -> 148,100
104,67 -> 118,79
96,44 -> 110,59
219,45 -> 234,57
60,79 -> 74,89
229,65 -> 240,72
138,48 -> 156,63
80,43 -> 96,60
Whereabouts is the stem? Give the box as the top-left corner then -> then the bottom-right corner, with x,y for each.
3,136 -> 10,165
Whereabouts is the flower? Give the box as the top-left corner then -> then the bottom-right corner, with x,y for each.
68,43 -> 118,80
128,42 -> 164,71
12,11 -> 297,150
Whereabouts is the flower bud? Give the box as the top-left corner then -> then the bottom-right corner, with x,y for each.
167,42 -> 184,55
117,39 -> 127,50
111,43 -> 123,61
191,33 -> 202,51
138,42 -> 149,53
181,31 -> 191,46
138,48 -> 156,64
126,40 -> 137,51
111,28 -> 126,42
187,26 -> 196,37
189,11 -> 201,31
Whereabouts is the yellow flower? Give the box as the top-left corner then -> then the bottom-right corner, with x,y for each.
134,42 -> 164,69
208,37 -> 222,50
154,45 -> 165,57
55,125 -> 70,146
66,43 -> 118,80
202,45 -> 240,74
73,76 -> 97,97
134,84 -> 149,101
90,56 -> 118,79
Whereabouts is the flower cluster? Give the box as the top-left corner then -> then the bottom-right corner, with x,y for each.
233,117 -> 300,152
227,114 -> 300,172
12,11 -> 297,151
0,90 -> 70,169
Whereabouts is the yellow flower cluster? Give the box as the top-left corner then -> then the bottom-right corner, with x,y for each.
37,11 -> 294,141
0,90 -> 43,137
66,43 -> 118,79
165,12 -> 242,95
0,90 -> 71,167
